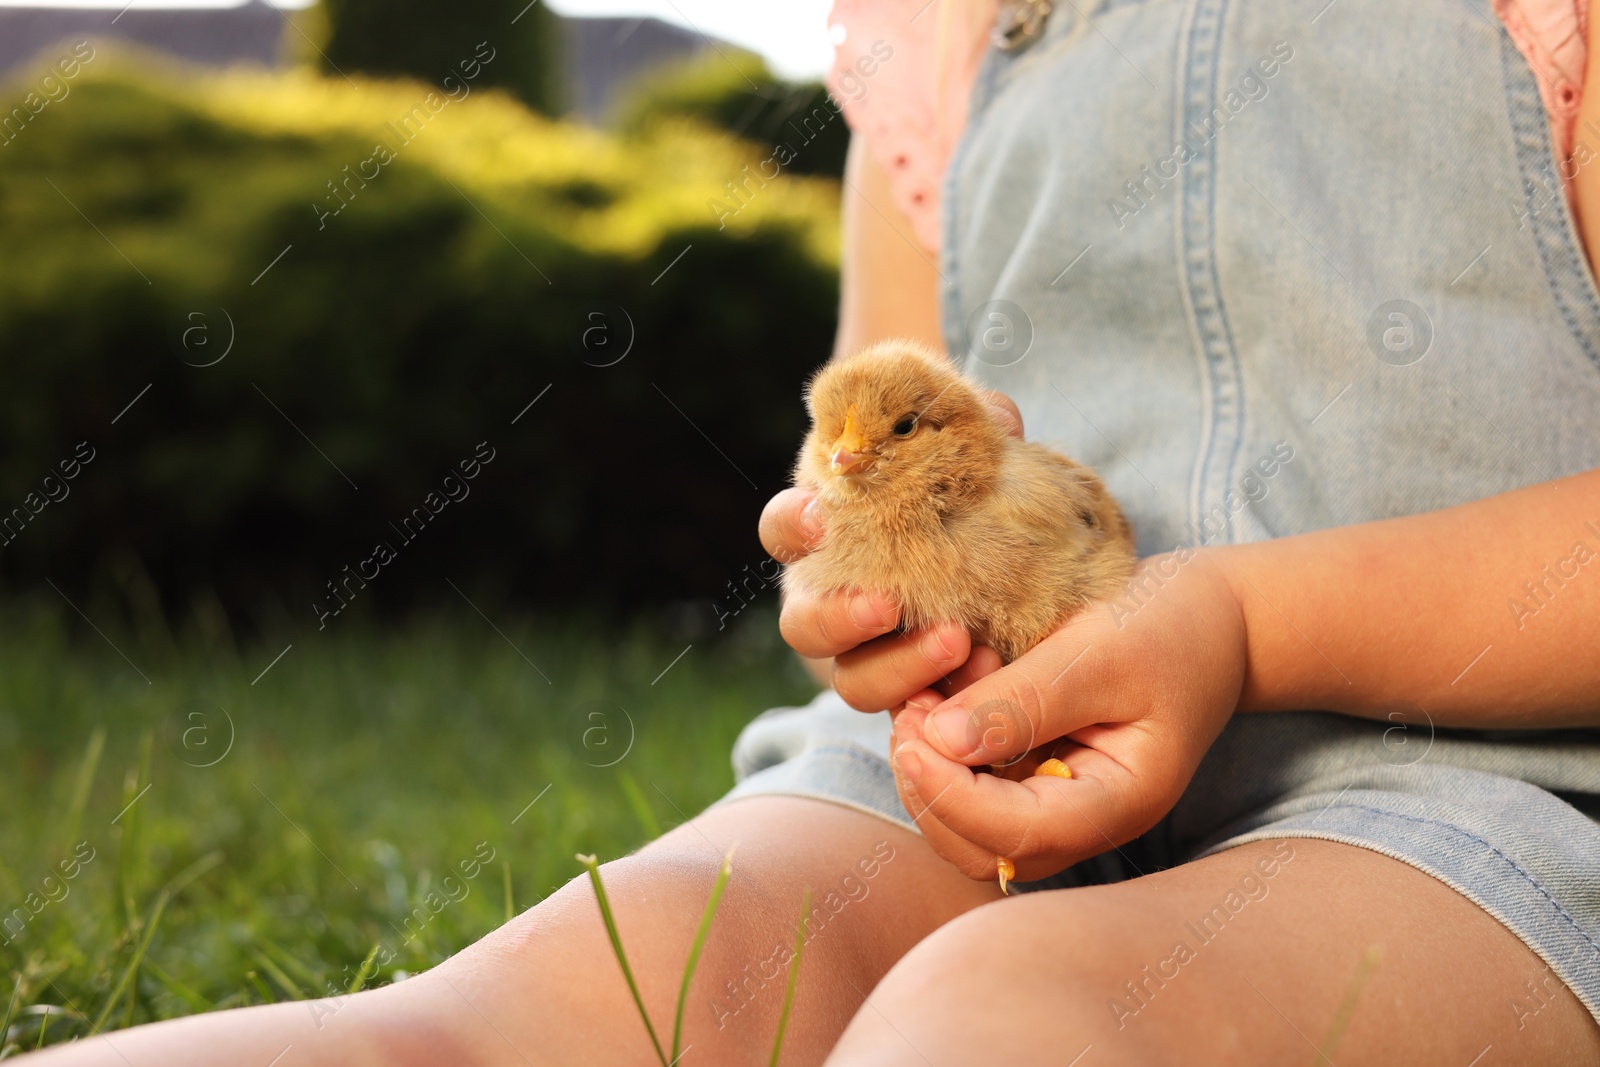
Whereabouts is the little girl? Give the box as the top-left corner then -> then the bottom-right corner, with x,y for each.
34,1 -> 1600,1063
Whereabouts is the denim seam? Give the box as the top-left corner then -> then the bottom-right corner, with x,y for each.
1500,31 -> 1600,372
1176,0 -> 1213,542
720,786 -> 918,834
1178,0 -> 1246,544
1205,0 -> 1247,541
941,27 -> 1009,364
724,743 -> 917,829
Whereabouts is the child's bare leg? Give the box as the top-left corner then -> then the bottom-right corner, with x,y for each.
827,839 -> 1600,1066
25,796 -> 998,1066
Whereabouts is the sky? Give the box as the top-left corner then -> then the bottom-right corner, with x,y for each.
0,0 -> 836,79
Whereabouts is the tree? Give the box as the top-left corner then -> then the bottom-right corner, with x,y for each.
321,0 -> 560,114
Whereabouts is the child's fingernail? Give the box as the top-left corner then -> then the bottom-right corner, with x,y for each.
927,705 -> 978,759
893,742 -> 923,778
850,592 -> 891,629
921,627 -> 958,663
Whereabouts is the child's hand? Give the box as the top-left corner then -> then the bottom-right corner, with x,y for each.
887,550 -> 1247,883
759,485 -> 973,708
759,390 -> 1026,713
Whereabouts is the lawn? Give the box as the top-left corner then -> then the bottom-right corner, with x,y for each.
0,603 -> 816,1054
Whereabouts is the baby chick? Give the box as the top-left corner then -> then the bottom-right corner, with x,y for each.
785,339 -> 1135,665
784,339 -> 1137,895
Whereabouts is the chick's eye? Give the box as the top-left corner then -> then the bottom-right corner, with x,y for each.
892,415 -> 918,437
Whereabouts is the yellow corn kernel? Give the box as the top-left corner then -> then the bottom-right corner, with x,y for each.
1036,758 -> 1073,779
997,856 -> 1015,895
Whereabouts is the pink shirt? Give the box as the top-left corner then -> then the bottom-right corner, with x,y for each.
828,0 -> 1589,253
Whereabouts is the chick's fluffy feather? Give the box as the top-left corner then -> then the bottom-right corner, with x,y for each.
785,340 -> 1135,664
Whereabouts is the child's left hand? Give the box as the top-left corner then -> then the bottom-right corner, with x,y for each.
887,550 -> 1249,884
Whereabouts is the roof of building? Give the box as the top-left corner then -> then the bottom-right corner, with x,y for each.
0,4 -> 725,125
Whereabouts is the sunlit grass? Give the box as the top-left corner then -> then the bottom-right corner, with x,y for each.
0,605 -> 814,1054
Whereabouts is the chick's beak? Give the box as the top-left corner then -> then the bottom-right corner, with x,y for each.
830,404 -> 875,475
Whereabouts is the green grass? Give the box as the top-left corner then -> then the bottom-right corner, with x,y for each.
0,603 -> 815,1054
579,849 -> 811,1067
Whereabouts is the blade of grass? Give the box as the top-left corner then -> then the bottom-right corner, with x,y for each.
617,769 -> 662,840
1,971 -> 21,1050
62,727 -> 105,853
502,861 -> 513,925
89,847 -> 227,1027
671,847 -> 734,1064
255,940 -> 319,994
1311,944 -> 1383,1066
155,850 -> 224,901
115,750 -> 151,930
348,944 -> 382,994
120,974 -> 139,1030
125,733 -> 154,896
251,952 -> 303,1001
577,853 -> 668,1067
92,844 -> 227,1030
244,970 -> 276,1006
208,991 -> 246,1012
769,889 -> 812,1067
90,890 -> 169,1033
140,959 -> 211,1014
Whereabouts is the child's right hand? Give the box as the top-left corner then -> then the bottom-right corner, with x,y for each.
759,484 -> 976,710
886,550 -> 1248,883
758,390 -> 1024,713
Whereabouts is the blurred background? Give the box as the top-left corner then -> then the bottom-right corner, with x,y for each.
0,0 -> 846,1049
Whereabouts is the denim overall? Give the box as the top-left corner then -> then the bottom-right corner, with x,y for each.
726,0 -> 1600,1019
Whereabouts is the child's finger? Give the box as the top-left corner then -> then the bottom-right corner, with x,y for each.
980,389 -> 1025,439
758,486 -> 822,563
831,625 -> 970,712
934,644 -> 1003,697
888,770 -> 1003,882
777,584 -> 900,659
892,689 -> 940,738
892,703 -> 1027,878
920,622 -> 1117,766
892,734 -> 1158,882
887,734 -> 1011,882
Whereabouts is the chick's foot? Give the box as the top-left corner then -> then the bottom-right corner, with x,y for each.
995,759 -> 1073,894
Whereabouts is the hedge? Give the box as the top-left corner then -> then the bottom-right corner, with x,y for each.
0,61 -> 841,631
617,50 -> 850,177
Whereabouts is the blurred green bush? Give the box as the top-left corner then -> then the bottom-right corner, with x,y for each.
617,50 -> 849,177
0,63 -> 840,630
